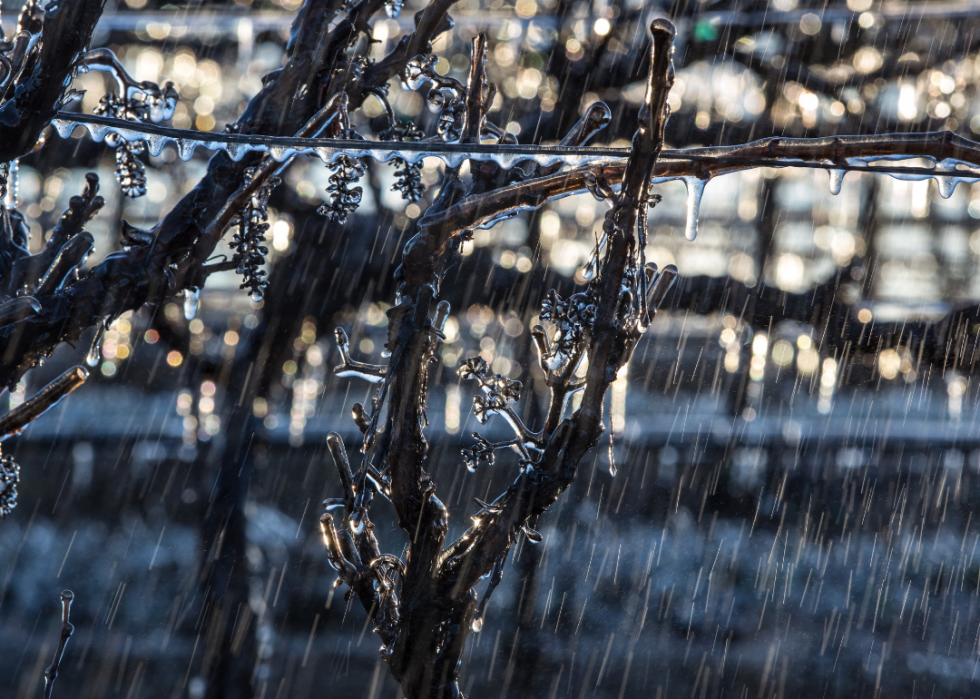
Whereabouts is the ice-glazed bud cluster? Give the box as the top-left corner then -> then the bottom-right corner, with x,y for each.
458,356 -> 523,424
319,155 -> 365,224
538,289 -> 596,369
230,167 -> 280,302
0,450 -> 19,518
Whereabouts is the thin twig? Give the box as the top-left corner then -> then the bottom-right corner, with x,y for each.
42,590 -> 74,699
0,366 -> 88,441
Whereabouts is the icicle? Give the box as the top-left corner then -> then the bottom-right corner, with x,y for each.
350,511 -> 365,535
183,288 -> 200,320
935,161 -> 960,199
4,160 -> 18,208
145,133 -> 166,157
86,323 -> 105,367
177,139 -> 196,162
828,169 -> 845,195
682,176 -> 706,241
577,234 -> 607,281
608,422 -> 617,476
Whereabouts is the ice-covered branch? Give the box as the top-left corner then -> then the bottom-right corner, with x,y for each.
0,365 -> 88,441
41,590 -> 74,699
0,0 -> 104,162
444,20 -> 679,609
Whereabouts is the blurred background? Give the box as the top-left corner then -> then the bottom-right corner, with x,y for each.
4,1 -> 980,698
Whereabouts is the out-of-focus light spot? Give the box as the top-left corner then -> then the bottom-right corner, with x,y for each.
167,351 -> 183,367
898,83 -> 918,121
272,219 -> 292,252
854,51 -> 882,78
101,362 -> 116,377
189,319 -> 204,334
724,352 -> 740,373
847,0 -> 872,10
949,375 -> 967,419
797,335 -> 813,350
406,204 -> 421,219
797,347 -> 819,375
500,250 -> 516,269
201,381 -> 216,397
253,397 -> 268,418
772,340 -> 794,367
115,345 -> 131,360
775,253 -> 805,291
195,114 -> 216,131
514,0 -> 536,18
857,308 -> 873,324
444,317 -> 459,343
720,328 -> 736,346
695,112 -> 710,129
752,334 -> 768,357
798,91 -> 819,111
445,385 -> 460,434
879,348 -> 901,379
283,360 -> 298,375
307,345 -> 323,366
818,357 -> 837,413
593,18 -> 611,36
199,396 -> 215,414
359,338 -> 375,354
224,331 -> 239,346
799,13 -> 821,35
177,392 -> 193,416
857,11 -> 875,28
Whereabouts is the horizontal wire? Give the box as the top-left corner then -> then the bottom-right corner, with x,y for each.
53,111 -> 980,180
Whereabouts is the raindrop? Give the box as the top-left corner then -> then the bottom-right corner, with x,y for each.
469,616 -> 483,632
184,288 -> 200,320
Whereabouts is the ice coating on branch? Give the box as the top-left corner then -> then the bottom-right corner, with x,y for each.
682,176 -> 706,241
50,115 -> 628,171
86,323 -> 104,367
828,169 -> 845,195
183,288 -> 200,320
